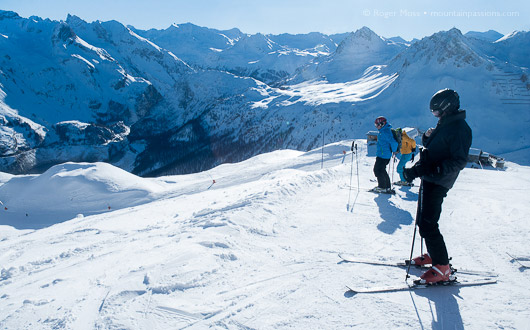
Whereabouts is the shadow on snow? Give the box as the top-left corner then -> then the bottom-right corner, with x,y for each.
373,193 -> 414,234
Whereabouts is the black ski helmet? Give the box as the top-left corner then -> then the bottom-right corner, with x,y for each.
430,89 -> 460,114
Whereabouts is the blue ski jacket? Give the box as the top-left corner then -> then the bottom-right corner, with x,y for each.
377,123 -> 398,159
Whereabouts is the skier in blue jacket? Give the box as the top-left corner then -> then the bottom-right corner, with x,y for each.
373,116 -> 398,193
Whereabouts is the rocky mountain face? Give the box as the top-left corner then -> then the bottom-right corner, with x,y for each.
1,10 -> 529,175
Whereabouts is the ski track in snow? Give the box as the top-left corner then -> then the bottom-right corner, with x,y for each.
1,140 -> 530,329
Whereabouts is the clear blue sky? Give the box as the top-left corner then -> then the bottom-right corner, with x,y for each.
1,0 -> 528,40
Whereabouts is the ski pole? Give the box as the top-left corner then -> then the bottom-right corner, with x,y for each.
355,143 -> 360,192
347,141 -> 355,210
405,220 -> 418,281
406,180 -> 423,280
387,155 -> 394,187
420,238 -> 424,257
390,155 -> 396,184
321,110 -> 325,169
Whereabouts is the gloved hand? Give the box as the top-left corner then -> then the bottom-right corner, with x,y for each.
404,162 -> 442,183
403,162 -> 429,182
403,167 -> 418,183
416,147 -> 442,175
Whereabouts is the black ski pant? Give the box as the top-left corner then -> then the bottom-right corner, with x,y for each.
417,180 -> 450,266
373,157 -> 391,189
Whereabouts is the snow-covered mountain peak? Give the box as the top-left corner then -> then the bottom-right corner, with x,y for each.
354,26 -> 383,41
230,33 -> 282,53
0,10 -> 20,20
336,26 -> 386,54
167,22 -> 210,36
394,28 -> 487,68
131,22 -> 244,69
424,27 -> 471,47
0,10 -> 52,38
65,14 -> 86,26
484,30 -> 530,68
298,27 -> 406,83
167,22 -> 217,35
145,22 -> 243,46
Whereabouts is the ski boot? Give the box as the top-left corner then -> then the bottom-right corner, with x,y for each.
416,264 -> 455,285
409,253 -> 432,266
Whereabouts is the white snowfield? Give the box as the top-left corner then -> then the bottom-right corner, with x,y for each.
0,140 -> 529,329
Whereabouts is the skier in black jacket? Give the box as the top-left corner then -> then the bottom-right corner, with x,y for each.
403,88 -> 472,284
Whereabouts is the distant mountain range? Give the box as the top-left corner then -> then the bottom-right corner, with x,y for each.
1,10 -> 529,175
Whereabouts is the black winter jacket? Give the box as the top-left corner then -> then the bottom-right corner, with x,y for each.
418,110 -> 472,189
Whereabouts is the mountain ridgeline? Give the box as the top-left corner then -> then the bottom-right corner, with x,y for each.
0,10 -> 529,175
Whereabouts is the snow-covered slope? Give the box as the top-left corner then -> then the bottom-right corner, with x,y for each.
0,12 -> 164,125
1,141 -> 529,329
0,11 -> 177,173
490,31 -> 530,69
0,162 -> 164,228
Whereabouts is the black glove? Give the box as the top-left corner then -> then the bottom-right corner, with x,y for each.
411,153 -> 415,162
351,141 -> 355,152
403,162 -> 429,183
403,167 -> 417,183
415,147 -> 443,175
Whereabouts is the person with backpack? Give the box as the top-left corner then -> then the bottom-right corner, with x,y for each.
372,116 -> 398,194
395,129 -> 417,186
403,89 -> 472,284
